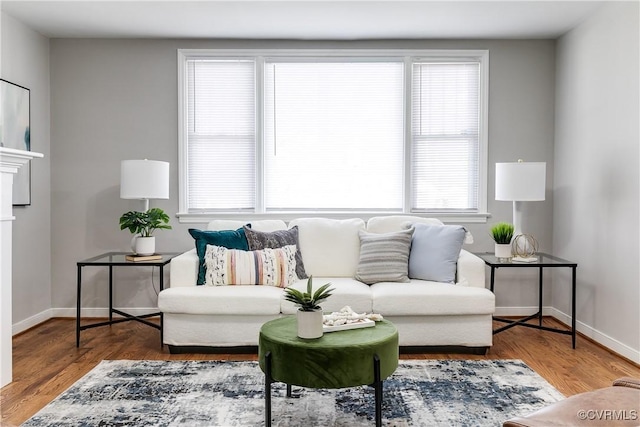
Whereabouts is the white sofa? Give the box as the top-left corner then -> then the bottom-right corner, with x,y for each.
158,216 -> 495,353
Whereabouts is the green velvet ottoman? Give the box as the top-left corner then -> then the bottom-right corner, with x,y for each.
259,316 -> 399,427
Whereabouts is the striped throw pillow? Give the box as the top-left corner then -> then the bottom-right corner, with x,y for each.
355,228 -> 414,285
204,244 -> 298,287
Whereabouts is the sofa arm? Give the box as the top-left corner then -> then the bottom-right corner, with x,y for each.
613,377 -> 640,389
456,249 -> 486,288
169,249 -> 199,288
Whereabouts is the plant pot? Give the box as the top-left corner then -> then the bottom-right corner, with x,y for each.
494,243 -> 512,260
134,236 -> 156,256
296,309 -> 323,339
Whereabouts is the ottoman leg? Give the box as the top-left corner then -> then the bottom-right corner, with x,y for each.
373,354 -> 382,427
265,351 -> 272,427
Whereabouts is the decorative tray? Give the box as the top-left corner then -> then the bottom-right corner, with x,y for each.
322,318 -> 375,333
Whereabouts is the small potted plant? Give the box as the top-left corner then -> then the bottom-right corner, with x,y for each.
119,207 -> 172,255
284,276 -> 334,339
491,222 -> 514,260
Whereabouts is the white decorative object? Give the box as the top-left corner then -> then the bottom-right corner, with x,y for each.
494,243 -> 512,260
133,236 -> 156,256
296,309 -> 323,339
0,147 -> 43,387
495,160 -> 546,253
322,306 -> 384,332
324,319 -> 375,332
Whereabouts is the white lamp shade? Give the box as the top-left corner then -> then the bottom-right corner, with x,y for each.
495,161 -> 546,201
120,159 -> 170,200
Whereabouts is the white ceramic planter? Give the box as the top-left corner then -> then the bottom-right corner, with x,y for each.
134,236 -> 156,256
296,309 -> 323,339
494,243 -> 512,260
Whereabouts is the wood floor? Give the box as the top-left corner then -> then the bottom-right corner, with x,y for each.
2,317 -> 639,426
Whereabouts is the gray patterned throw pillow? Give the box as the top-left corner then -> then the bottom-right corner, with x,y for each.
243,225 -> 308,279
355,228 -> 414,285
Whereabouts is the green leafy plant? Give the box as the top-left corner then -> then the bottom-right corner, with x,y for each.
490,222 -> 514,244
119,207 -> 172,237
284,276 -> 334,312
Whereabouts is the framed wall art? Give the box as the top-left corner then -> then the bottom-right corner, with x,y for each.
0,79 -> 31,205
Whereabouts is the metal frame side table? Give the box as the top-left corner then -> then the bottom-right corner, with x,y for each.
76,252 -> 179,347
474,252 -> 578,349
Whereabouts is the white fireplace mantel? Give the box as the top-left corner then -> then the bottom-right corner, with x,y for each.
1,147 -> 44,388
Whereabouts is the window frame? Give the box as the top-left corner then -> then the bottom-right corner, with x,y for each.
177,49 -> 489,224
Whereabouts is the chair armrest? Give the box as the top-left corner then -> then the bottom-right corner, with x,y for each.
456,249 -> 486,288
613,377 -> 640,389
169,249 -> 199,288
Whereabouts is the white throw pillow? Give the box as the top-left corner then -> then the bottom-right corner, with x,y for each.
204,244 -> 298,288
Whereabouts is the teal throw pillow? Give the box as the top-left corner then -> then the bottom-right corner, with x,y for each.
189,228 -> 249,285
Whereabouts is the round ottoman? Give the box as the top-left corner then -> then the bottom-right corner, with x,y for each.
259,316 -> 399,427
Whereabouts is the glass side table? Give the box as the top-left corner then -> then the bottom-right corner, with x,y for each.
76,252 -> 180,347
474,252 -> 578,348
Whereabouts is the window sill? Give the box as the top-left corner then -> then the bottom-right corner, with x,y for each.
175,211 -> 490,225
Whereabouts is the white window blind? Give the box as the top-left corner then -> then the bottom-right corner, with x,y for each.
263,61 -> 405,211
186,59 -> 255,211
411,62 -> 480,211
178,50 -> 488,220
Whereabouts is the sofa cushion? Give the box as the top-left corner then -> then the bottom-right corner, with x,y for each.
367,215 -> 474,244
158,286 -> 283,316
289,218 -> 365,277
281,277 -> 373,314
408,223 -> 466,283
371,280 -> 495,316
243,225 -> 308,279
204,245 -> 298,288
366,215 -> 443,233
188,228 -> 249,285
207,219 -> 287,232
355,228 -> 414,285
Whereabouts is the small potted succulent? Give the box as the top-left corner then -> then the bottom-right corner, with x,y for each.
119,207 -> 172,255
284,276 -> 334,339
490,222 -> 514,260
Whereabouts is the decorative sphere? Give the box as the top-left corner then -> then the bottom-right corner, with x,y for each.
512,234 -> 539,257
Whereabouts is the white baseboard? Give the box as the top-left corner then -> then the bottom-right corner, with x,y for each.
494,306 -> 555,317
495,305 -> 640,364
12,309 -> 56,335
548,307 -> 640,364
50,307 -> 161,318
12,307 -> 160,335
14,306 -> 640,364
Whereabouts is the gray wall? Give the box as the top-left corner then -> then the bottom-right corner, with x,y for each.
48,38 -> 556,316
554,2 -> 640,362
1,12 -> 52,330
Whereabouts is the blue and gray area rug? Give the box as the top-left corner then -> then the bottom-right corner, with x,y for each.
24,359 -> 563,426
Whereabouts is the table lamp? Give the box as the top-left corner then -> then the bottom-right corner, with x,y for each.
495,160 -> 546,256
120,159 -> 170,211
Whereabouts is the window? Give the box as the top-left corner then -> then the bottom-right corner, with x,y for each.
178,49 -> 488,221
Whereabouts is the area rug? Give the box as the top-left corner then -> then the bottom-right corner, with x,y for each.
24,359 -> 563,426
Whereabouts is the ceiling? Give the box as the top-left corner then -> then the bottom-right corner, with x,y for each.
2,1 -> 605,40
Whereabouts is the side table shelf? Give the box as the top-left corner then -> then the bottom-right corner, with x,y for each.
474,252 -> 578,349
76,252 -> 180,347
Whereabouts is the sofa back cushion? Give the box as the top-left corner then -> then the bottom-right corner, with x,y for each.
207,219 -> 287,232
366,215 -> 443,233
288,218 -> 365,277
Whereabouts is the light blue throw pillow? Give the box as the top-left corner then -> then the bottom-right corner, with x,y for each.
408,223 -> 466,283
